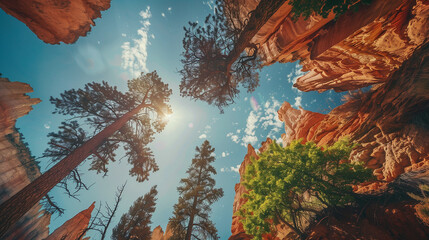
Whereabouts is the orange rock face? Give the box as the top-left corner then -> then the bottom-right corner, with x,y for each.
151,224 -> 173,240
278,42 -> 429,185
0,77 -> 50,240
0,0 -> 111,44
45,202 -> 95,240
229,139 -> 273,240
241,0 -> 429,92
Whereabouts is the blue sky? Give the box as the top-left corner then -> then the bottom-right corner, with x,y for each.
0,0 -> 346,239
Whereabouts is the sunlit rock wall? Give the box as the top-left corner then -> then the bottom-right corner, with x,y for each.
235,0 -> 429,92
0,0 -> 111,44
0,77 -> 50,239
45,202 -> 95,240
151,224 -> 173,240
278,42 -> 429,187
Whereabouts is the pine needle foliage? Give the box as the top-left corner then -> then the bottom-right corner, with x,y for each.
44,71 -> 172,187
112,185 -> 158,240
288,0 -> 373,20
169,140 -> 224,240
238,139 -> 373,239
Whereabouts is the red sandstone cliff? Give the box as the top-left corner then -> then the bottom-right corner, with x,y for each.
278,42 -> 429,186
234,0 -> 429,92
0,77 -> 51,239
0,0 -> 111,44
45,202 -> 95,240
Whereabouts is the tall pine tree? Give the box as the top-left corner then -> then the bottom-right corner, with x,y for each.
112,185 -> 158,240
169,140 -> 224,240
0,71 -> 172,237
180,0 -> 286,111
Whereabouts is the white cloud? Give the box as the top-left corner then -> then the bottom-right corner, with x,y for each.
231,164 -> 240,173
161,13 -> 166,17
150,34 -> 155,39
221,152 -> 230,157
293,96 -> 302,108
121,6 -> 152,78
121,33 -> 126,37
167,7 -> 172,12
241,111 -> 260,146
220,164 -> 241,173
199,134 -> 207,139
44,123 -> 50,129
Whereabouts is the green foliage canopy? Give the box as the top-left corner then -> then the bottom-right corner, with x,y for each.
238,139 -> 373,239
288,0 -> 373,20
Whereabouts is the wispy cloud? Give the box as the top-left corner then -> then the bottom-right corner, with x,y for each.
293,96 -> 302,108
199,134 -> 207,139
227,97 -> 284,147
220,164 -> 240,173
161,13 -> 166,18
167,7 -> 172,12
121,6 -> 152,78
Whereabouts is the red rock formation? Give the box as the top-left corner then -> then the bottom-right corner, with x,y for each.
307,200 -> 429,240
236,0 -> 429,92
151,224 -> 173,240
0,0 -> 111,44
278,42 -> 429,185
45,202 -> 95,240
229,139 -> 273,240
0,77 -> 50,239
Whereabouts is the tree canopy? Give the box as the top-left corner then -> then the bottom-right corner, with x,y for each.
180,0 -> 286,112
288,0 -> 373,20
238,139 -> 373,239
169,140 -> 224,240
45,71 -> 172,186
112,185 -> 158,240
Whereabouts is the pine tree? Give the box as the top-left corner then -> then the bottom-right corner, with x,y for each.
179,0 -> 286,111
169,140 -> 224,240
0,71 -> 172,237
112,185 -> 158,240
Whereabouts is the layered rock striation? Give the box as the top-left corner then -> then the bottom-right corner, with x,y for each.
278,42 -> 429,185
0,77 -> 50,239
0,0 -> 111,44
237,0 -> 429,92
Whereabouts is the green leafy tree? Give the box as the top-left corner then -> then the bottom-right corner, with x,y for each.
238,139 -> 373,239
112,185 -> 158,240
169,140 -> 224,240
180,0 -> 286,111
0,71 -> 172,237
288,0 -> 373,20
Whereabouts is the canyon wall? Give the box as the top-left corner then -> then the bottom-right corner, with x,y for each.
238,0 -> 429,92
229,0 -> 429,238
0,77 -> 51,239
0,0 -> 111,44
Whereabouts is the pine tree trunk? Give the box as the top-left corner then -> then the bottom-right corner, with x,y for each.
225,0 -> 287,72
185,195 -> 198,240
0,102 -> 149,237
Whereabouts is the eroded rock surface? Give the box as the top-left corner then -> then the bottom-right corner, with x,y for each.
151,224 -> 173,240
0,77 -> 50,239
45,202 -> 95,240
0,0 -> 111,44
235,0 -> 429,92
278,42 -> 429,185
